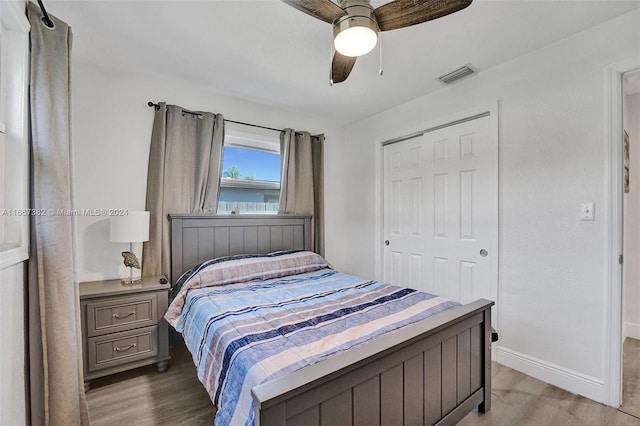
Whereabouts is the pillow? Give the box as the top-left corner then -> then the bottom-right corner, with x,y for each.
168,250 -> 330,304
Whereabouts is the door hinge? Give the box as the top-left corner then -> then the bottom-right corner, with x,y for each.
619,254 -> 623,265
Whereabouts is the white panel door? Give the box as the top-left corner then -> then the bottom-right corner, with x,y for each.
383,114 -> 497,312
383,136 -> 429,292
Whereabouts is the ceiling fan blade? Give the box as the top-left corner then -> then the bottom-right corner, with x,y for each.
281,0 -> 346,24
374,0 -> 472,32
331,52 -> 357,84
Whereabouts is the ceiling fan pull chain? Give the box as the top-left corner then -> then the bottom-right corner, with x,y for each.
379,33 -> 384,76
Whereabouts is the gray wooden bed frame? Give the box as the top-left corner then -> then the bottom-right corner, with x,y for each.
169,214 -> 493,426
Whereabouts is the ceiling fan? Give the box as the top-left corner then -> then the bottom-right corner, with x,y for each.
281,0 -> 472,84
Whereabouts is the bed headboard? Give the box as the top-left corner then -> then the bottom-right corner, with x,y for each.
168,214 -> 311,285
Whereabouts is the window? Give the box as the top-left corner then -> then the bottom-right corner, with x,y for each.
0,2 -> 30,269
217,131 -> 281,214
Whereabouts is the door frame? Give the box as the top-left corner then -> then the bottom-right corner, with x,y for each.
375,102 -> 500,325
604,58 -> 640,408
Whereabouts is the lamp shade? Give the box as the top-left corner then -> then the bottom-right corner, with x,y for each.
110,211 -> 150,243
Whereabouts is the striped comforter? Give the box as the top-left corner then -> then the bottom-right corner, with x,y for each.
165,251 -> 459,426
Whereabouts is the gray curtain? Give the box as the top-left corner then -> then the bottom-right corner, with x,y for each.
143,104 -> 224,277
27,3 -> 89,425
278,129 -> 325,255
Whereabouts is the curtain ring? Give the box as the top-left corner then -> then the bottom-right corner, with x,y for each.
41,16 -> 55,30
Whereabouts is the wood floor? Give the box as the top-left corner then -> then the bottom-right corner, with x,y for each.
86,346 -> 214,425
459,364 -> 639,426
621,338 -> 640,419
86,343 -> 640,425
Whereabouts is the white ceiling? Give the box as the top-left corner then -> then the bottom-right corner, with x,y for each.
47,0 -> 640,125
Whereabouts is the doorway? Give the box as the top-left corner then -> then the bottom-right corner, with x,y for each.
605,58 -> 640,408
620,70 -> 640,418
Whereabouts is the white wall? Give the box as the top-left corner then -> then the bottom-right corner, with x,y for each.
624,92 -> 640,339
325,9 -> 640,402
0,262 -> 26,425
71,62 -> 343,282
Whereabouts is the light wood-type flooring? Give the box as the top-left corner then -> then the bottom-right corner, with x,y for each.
86,342 -> 640,425
86,346 -> 215,425
621,338 -> 640,419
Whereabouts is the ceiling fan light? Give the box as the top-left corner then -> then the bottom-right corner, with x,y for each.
334,26 -> 377,57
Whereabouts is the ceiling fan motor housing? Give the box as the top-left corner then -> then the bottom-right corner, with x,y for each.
333,0 -> 380,40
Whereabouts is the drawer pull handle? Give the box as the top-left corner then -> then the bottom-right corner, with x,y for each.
113,311 -> 135,320
114,343 -> 136,352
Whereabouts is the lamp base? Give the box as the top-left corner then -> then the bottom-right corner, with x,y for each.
121,278 -> 142,286
121,257 -> 141,286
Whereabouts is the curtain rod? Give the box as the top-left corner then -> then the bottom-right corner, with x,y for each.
36,0 -> 55,28
147,102 -> 323,139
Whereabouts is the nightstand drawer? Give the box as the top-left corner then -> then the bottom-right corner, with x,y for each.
87,326 -> 158,372
86,293 -> 158,337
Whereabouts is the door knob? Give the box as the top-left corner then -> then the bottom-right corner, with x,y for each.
385,240 -> 390,246
480,249 -> 488,257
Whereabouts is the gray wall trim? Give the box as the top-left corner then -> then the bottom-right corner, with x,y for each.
381,111 -> 491,146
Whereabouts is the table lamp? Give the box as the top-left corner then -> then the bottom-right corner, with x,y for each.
110,211 -> 150,285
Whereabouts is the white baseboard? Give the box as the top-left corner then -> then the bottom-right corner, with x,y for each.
495,345 -> 605,403
624,322 -> 640,340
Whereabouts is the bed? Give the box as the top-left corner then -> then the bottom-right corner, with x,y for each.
168,214 -> 493,426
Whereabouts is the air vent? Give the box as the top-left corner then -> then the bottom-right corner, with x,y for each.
438,65 -> 476,84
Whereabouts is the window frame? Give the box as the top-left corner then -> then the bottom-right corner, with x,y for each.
0,0 -> 30,270
218,130 -> 281,214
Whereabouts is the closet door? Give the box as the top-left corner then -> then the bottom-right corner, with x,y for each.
383,113 -> 497,312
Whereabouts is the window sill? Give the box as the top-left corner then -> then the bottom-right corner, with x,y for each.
0,243 -> 28,271
220,178 -> 280,190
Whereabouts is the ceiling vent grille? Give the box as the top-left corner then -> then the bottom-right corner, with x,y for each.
438,65 -> 476,84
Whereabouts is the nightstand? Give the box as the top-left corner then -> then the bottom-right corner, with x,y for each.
80,275 -> 171,391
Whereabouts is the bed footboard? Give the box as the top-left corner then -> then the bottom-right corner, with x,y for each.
252,299 -> 493,426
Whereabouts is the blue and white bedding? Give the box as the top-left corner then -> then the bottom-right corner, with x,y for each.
165,251 -> 460,426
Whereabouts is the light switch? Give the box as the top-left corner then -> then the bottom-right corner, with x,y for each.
580,203 -> 595,221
